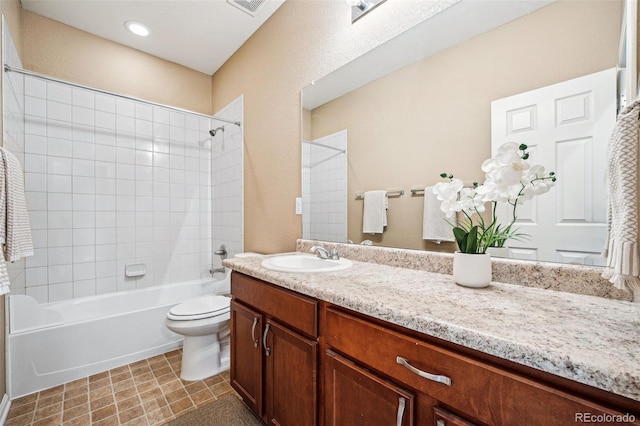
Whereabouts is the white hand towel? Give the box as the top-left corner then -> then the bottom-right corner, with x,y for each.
423,186 -> 456,243
363,190 -> 388,234
602,99 -> 640,292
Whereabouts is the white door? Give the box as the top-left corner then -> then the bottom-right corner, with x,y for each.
491,68 -> 617,265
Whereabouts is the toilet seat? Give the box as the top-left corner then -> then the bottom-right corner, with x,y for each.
167,295 -> 230,321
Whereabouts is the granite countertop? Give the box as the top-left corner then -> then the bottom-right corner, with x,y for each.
223,253 -> 640,403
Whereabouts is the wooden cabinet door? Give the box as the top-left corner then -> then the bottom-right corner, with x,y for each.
325,350 -> 415,426
434,406 -> 476,426
230,300 -> 263,416
264,319 -> 318,426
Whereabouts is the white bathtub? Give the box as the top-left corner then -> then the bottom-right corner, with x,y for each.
7,276 -> 230,398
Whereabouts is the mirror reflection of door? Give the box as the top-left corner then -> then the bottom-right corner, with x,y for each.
302,130 -> 348,243
491,68 -> 617,265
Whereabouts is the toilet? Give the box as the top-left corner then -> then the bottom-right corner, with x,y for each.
165,294 -> 231,381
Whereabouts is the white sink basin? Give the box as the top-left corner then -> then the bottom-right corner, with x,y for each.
261,254 -> 352,273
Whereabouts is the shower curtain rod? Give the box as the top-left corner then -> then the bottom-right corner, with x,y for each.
4,65 -> 241,127
302,139 -> 345,154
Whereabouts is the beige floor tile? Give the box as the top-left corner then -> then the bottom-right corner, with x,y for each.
7,349 -> 232,426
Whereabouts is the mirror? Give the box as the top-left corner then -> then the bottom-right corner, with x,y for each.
302,0 -> 625,266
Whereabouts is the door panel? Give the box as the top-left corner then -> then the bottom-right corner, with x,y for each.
264,319 -> 318,426
491,68 -> 616,265
325,350 -> 414,426
230,300 -> 263,416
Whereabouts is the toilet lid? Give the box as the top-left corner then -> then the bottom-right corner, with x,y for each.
168,295 -> 230,320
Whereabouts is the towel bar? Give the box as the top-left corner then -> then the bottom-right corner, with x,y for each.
355,190 -> 404,200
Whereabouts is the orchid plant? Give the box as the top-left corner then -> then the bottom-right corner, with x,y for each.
433,142 -> 556,254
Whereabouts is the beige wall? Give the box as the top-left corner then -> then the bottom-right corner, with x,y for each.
21,10 -> 212,115
211,0 -> 468,254
309,0 -> 622,251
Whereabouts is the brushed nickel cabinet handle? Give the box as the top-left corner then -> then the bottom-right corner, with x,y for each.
396,397 -> 406,426
396,356 -> 452,386
436,420 -> 445,426
262,323 -> 271,356
251,317 -> 259,348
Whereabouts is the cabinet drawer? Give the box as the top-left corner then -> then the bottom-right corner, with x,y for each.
325,307 -> 629,425
231,272 -> 318,338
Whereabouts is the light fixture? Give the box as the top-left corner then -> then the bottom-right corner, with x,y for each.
346,0 -> 386,23
124,21 -> 151,37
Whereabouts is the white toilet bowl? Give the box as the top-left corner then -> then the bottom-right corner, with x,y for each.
165,295 -> 231,381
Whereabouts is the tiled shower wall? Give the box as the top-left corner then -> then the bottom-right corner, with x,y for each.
2,28 -> 244,303
302,130 -> 347,243
20,80 -> 216,303
211,96 -> 244,270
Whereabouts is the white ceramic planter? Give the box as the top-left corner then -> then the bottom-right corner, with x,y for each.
453,252 -> 492,288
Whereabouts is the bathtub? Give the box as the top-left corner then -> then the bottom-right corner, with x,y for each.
7,275 -> 229,398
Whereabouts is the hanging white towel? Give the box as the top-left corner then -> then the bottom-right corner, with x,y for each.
423,186 -> 456,243
0,148 -> 34,295
602,99 -> 640,293
363,190 -> 387,234
0,147 -> 33,262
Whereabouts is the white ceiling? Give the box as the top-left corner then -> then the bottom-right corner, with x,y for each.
20,0 -> 286,75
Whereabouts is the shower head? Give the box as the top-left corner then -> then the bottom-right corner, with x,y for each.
209,126 -> 225,137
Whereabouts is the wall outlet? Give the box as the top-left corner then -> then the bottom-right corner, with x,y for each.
295,197 -> 302,215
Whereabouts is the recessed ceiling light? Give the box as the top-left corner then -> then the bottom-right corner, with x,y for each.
124,21 -> 151,37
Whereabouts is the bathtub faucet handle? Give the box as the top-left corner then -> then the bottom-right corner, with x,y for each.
215,244 -> 227,260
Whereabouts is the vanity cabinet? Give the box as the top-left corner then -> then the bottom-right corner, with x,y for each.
230,272 -> 318,425
324,306 -> 639,426
230,271 -> 638,425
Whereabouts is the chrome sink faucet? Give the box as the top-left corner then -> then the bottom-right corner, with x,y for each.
310,245 -> 340,260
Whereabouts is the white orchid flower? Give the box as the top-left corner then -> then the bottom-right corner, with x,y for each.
433,178 -> 463,202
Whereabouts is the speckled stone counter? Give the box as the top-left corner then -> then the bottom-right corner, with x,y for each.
296,239 -> 634,301
223,253 -> 640,403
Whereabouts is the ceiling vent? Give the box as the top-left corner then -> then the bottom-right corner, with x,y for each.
227,0 -> 267,17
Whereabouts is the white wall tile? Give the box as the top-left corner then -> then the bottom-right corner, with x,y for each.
25,173 -> 47,192
48,211 -> 72,229
96,277 -> 117,295
73,88 -> 94,109
25,96 -> 46,118
48,229 -> 72,247
47,101 -> 72,122
48,247 -> 72,265
49,282 -> 73,302
96,244 -> 116,262
72,159 -> 94,177
25,153 -> 47,173
25,78 -> 46,98
49,264 -> 73,284
96,111 -> 116,130
116,99 -> 136,117
73,106 -> 94,126
74,279 -> 96,298
73,141 -> 95,160
95,94 -> 115,113
47,82 -> 72,104
25,191 -> 47,210
48,137 -> 72,158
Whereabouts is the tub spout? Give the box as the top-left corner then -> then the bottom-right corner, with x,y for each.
210,267 -> 226,275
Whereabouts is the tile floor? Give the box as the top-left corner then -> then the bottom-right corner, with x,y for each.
5,349 -> 236,425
